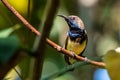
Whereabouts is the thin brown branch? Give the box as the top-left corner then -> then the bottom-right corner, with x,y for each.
32,0 -> 59,80
1,0 -> 105,72
46,39 -> 105,67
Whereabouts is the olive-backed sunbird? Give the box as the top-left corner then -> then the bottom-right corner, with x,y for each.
58,15 -> 88,65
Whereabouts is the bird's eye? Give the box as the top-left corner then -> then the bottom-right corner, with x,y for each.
72,17 -> 75,20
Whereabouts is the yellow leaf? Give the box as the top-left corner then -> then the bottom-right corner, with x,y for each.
7,0 -> 33,15
103,47 -> 120,80
4,66 -> 21,80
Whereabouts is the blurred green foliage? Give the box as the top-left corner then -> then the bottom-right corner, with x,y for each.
0,35 -> 20,64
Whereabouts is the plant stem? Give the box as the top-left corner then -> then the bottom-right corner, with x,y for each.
32,0 -> 59,80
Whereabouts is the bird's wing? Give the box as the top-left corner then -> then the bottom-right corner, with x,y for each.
64,36 -> 71,65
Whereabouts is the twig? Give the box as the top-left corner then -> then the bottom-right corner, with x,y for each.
13,67 -> 23,80
27,0 -> 31,19
1,0 -> 105,70
32,0 -> 59,80
43,57 -> 103,80
43,62 -> 88,80
46,39 -> 105,67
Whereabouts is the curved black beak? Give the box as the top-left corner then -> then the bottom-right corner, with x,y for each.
57,14 -> 69,21
57,14 -> 73,29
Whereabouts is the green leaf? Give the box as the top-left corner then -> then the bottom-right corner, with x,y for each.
0,24 -> 21,38
0,35 -> 20,64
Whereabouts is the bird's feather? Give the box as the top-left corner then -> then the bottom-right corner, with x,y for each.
65,36 -> 87,64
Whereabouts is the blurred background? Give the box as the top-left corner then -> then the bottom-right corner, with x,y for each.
0,0 -> 120,80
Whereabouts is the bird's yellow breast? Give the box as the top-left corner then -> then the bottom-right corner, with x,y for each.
66,38 -> 87,64
67,38 -> 87,55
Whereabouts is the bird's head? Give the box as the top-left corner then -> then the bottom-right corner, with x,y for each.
58,15 -> 85,39
58,15 -> 84,30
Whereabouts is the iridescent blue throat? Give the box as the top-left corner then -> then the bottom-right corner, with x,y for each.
68,29 -> 84,39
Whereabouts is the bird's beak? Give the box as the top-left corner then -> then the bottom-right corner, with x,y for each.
57,15 -> 69,21
57,15 -> 73,29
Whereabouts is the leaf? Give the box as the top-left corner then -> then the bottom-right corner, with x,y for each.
103,47 -> 120,80
4,65 -> 21,80
7,0 -> 33,16
0,35 -> 20,64
0,24 -> 21,38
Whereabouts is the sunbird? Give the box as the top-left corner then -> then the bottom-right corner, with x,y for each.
58,15 -> 88,65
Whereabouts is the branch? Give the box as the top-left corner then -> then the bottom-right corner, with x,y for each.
43,62 -> 88,80
1,0 -> 105,70
1,0 -> 40,36
46,39 -> 105,67
32,0 -> 59,80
